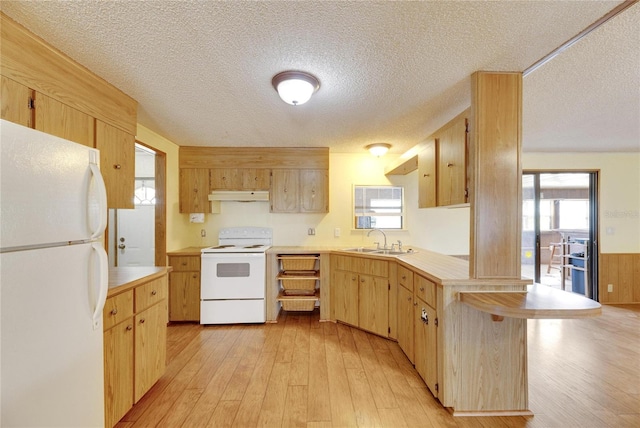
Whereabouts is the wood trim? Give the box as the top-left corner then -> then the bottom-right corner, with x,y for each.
599,253 -> 640,304
469,72 -> 523,280
179,146 -> 329,169
1,13 -> 137,135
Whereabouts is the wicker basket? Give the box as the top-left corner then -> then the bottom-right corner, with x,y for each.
279,255 -> 318,271
278,271 -> 317,293
281,299 -> 316,311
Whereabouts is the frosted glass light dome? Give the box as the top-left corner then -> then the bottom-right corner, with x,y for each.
272,71 -> 320,106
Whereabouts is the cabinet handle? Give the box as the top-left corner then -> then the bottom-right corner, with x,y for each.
420,287 -> 425,292
113,164 -> 121,170
401,275 -> 406,280
151,290 -> 157,296
407,296 -> 412,301
352,276 -> 356,281
110,308 -> 118,315
360,279 -> 365,283
447,163 -> 453,167
423,174 -> 430,177
181,262 -> 187,266
193,274 -> 197,278
139,318 -> 146,324
126,324 -> 133,331
414,302 -> 418,306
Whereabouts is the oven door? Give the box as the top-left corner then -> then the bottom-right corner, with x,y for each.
201,252 -> 266,299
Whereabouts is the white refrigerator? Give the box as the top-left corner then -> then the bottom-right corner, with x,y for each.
0,119 -> 109,427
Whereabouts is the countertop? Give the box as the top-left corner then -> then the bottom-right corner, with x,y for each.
108,266 -> 171,297
167,247 -> 206,257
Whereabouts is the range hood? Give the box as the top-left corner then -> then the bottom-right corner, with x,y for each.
208,190 -> 270,202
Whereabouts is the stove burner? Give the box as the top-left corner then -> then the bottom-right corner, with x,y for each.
244,244 -> 264,249
211,245 -> 235,249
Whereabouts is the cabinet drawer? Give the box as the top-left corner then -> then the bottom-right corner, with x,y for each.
168,255 -> 200,272
398,265 -> 414,292
135,276 -> 168,312
415,275 -> 436,308
104,290 -> 134,331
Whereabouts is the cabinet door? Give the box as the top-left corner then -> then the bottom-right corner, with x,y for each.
104,320 -> 134,428
210,168 -> 240,190
134,302 -> 167,402
300,169 -> 328,213
332,270 -> 359,326
35,92 -> 95,147
418,140 -> 437,208
415,301 -> 437,396
270,169 -> 299,213
179,168 -> 210,213
96,120 -> 135,209
1,75 -> 33,127
397,285 -> 414,363
437,117 -> 467,206
169,271 -> 200,321
241,168 -> 270,190
358,274 -> 389,337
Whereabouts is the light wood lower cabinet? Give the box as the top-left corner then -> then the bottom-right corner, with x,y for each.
414,297 -> 438,397
331,255 -> 390,337
397,284 -> 414,364
168,255 -> 201,321
103,275 -> 167,428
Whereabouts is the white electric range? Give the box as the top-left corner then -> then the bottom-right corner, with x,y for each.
200,227 -> 272,324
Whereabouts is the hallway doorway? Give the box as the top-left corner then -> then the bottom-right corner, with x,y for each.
521,171 -> 599,300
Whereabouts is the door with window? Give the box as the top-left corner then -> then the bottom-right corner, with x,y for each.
521,172 -> 598,300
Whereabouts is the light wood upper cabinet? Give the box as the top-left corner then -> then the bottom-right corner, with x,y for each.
96,120 -> 135,209
437,116 -> 468,206
300,169 -> 329,213
1,75 -> 33,127
1,76 -> 94,148
271,169 -> 300,213
179,168 -> 210,213
34,92 -> 95,147
242,168 -> 270,190
418,140 -> 437,208
210,168 -> 239,190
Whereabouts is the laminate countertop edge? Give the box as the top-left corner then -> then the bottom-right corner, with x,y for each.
108,266 -> 172,297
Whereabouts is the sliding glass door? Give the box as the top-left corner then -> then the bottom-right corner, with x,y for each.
521,172 -> 599,300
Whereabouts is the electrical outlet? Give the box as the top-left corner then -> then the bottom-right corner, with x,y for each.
608,284 -> 613,292
334,227 -> 341,237
308,228 -> 315,236
200,229 -> 206,237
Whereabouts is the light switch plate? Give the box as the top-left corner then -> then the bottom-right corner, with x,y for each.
189,213 -> 205,223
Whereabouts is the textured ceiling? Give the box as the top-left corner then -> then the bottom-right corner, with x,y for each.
1,1 -> 638,154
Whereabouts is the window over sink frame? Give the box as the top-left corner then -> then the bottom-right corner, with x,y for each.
353,185 -> 405,230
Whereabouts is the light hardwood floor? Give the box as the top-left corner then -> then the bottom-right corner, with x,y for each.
117,304 -> 640,428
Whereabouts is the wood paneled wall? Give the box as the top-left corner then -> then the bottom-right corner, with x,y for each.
599,253 -> 640,303
179,147 -> 329,169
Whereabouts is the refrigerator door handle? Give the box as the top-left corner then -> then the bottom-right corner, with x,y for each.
89,163 -> 108,240
91,242 -> 109,330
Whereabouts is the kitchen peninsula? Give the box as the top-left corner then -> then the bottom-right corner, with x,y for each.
267,247 -> 600,416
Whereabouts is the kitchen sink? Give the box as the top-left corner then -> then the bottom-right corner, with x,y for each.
342,247 -> 380,253
341,247 -> 417,256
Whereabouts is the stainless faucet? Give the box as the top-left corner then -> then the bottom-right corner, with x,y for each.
367,228 -> 387,249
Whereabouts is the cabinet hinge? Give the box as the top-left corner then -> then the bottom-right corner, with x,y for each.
435,383 -> 439,392
435,317 -> 439,327
28,98 -> 35,109
388,283 -> 391,291
388,326 -> 391,334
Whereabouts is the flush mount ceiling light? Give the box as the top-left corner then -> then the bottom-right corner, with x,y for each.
271,71 -> 320,106
366,143 -> 391,157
